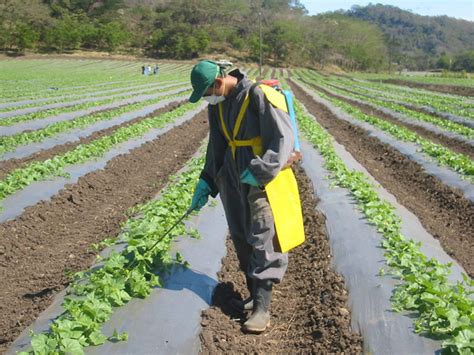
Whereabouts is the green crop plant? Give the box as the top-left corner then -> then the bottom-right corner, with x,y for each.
0,62 -> 138,100
349,72 -> 474,88
19,153 -> 207,355
0,60 -> 190,102
326,81 -> 474,120
332,79 -> 474,118
2,71 -> 186,102
295,99 -> 473,354
327,83 -> 474,133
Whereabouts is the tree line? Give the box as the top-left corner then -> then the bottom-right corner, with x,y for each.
1,0 -> 473,72
347,4 -> 474,72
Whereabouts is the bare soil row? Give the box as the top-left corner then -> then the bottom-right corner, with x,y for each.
200,164 -> 363,353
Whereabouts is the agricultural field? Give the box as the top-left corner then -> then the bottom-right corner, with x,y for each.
0,59 -> 472,355
350,72 -> 474,97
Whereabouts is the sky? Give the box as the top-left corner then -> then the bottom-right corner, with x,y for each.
301,0 -> 474,21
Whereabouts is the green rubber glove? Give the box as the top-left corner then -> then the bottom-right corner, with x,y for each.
191,179 -> 212,211
240,168 -> 260,187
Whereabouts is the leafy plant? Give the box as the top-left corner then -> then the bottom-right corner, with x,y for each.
0,79 -> 182,113
298,69 -> 474,119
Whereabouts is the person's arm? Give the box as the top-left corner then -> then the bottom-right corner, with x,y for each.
247,87 -> 294,186
200,106 -> 228,197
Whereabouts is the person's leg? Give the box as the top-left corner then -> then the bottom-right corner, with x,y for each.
216,176 -> 254,304
218,179 -> 251,274
246,187 -> 288,283
243,186 -> 288,332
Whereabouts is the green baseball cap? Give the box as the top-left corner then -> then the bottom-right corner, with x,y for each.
189,60 -> 220,103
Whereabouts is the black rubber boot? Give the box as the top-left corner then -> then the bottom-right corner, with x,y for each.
242,279 -> 273,333
230,275 -> 254,312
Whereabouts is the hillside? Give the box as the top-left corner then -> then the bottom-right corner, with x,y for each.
346,4 -> 474,69
1,0 -> 473,71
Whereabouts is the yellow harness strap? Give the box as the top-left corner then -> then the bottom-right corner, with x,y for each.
217,84 -> 290,158
218,93 -> 263,158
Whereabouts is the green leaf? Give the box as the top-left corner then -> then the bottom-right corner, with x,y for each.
442,329 -> 474,353
60,338 -> 84,355
175,251 -> 185,263
31,333 -> 49,355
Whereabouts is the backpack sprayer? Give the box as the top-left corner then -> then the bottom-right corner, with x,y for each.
258,79 -> 302,167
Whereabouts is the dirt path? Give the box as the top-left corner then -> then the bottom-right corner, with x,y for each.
379,79 -> 474,97
290,80 -> 474,277
302,81 -> 474,159
0,101 -> 186,180
0,111 -> 208,352
200,165 -> 363,353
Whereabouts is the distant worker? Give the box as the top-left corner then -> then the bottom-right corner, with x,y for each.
142,65 -> 146,75
147,65 -> 152,75
189,60 -> 304,333
153,64 -> 159,75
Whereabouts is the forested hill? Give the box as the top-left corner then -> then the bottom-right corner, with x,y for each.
1,0 -> 473,71
345,4 -> 474,69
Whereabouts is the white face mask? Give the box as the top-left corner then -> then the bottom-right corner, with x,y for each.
204,95 -> 226,105
203,79 -> 226,105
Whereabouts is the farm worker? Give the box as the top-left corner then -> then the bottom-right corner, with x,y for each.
189,60 -> 296,333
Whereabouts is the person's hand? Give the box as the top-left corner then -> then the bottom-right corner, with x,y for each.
191,179 -> 212,211
240,168 -> 260,187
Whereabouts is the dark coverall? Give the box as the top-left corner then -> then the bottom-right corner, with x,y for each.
200,69 -> 295,283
